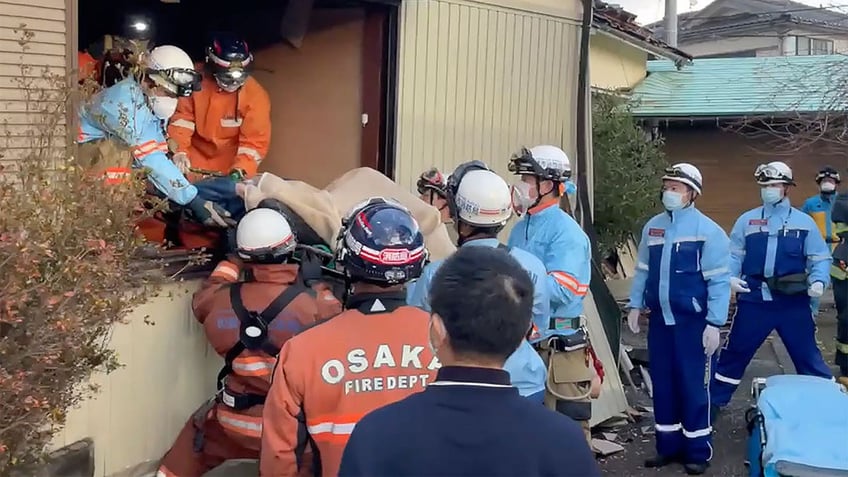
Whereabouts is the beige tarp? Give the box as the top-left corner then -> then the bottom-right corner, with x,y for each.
243,167 -> 457,260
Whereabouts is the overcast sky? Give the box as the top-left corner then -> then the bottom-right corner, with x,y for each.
615,0 -> 826,25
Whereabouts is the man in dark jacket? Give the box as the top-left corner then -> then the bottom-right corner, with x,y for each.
337,246 -> 601,477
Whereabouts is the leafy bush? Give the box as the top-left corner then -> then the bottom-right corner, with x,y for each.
0,30 -> 165,473
592,92 -> 668,254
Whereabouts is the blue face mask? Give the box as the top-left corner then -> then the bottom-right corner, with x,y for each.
565,180 -> 576,196
662,191 -> 685,211
760,187 -> 783,205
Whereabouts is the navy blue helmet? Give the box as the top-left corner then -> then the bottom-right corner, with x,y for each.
336,197 -> 426,285
206,32 -> 253,91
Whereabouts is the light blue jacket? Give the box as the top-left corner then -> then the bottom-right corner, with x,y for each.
730,198 -> 831,303
629,205 -> 731,327
78,77 -> 198,205
507,201 -> 591,340
406,238 -> 549,397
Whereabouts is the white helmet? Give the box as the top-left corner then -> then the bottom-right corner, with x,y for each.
508,145 -> 571,182
143,45 -> 201,97
755,161 -> 795,186
454,169 -> 512,226
236,208 -> 297,261
662,163 -> 703,195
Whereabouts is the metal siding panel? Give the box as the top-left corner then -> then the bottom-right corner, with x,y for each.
395,0 -> 581,192
0,0 -> 67,170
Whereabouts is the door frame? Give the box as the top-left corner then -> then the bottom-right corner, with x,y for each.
359,0 -> 399,179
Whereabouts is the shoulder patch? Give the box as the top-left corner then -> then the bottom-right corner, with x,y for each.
748,219 -> 768,226
648,228 -> 665,237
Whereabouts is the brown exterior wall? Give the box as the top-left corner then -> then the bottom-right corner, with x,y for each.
252,8 -> 365,188
663,125 -> 848,231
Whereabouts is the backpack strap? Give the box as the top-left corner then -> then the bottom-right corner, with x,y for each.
216,282 -> 307,390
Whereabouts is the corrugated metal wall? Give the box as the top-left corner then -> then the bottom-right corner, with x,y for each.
393,0 -> 583,187
0,0 -> 68,168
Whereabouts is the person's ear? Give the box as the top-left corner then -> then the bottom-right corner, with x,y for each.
430,313 -> 448,347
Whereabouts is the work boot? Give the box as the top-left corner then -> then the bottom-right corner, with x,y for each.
685,462 -> 709,475
644,455 -> 678,468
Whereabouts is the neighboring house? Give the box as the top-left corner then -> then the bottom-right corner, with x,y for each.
629,55 -> 848,231
647,0 -> 848,59
591,1 -> 692,91
1,1 -> 629,476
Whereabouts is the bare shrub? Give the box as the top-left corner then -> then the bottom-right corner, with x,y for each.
0,27 -> 167,473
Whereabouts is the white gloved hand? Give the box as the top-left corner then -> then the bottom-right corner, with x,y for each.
808,281 -> 825,298
627,308 -> 642,334
730,277 -> 751,294
702,325 -> 721,356
172,152 -> 191,175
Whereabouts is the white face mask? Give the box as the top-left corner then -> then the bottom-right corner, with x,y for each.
511,182 -> 534,216
821,181 -> 837,193
149,96 -> 178,120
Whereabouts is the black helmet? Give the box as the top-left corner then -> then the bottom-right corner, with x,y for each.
816,166 -> 841,184
416,167 -> 447,199
206,32 -> 253,92
445,160 -> 490,220
336,197 -> 426,285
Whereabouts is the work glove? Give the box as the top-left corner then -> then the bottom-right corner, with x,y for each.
702,325 -> 721,356
808,281 -> 825,298
172,152 -> 191,175
627,308 -> 642,334
186,197 -> 236,228
730,277 -> 750,294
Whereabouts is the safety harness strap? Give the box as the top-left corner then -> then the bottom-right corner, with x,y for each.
216,283 -> 307,392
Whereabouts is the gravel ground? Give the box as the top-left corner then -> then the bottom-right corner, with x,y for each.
598,294 -> 840,477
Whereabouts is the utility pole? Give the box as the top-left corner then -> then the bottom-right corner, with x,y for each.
664,0 -> 679,47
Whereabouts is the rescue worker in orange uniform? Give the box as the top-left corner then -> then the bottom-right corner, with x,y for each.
78,50 -> 99,84
156,205 -> 341,477
261,197 -> 439,477
168,33 -> 271,181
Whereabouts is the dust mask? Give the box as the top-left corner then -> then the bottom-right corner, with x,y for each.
761,187 -> 783,205
150,96 -> 178,120
662,191 -> 685,211
821,182 -> 837,193
511,182 -> 534,216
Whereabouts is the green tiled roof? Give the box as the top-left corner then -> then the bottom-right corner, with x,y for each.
629,55 -> 848,118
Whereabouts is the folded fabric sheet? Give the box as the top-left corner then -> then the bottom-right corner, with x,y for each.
759,375 -> 848,477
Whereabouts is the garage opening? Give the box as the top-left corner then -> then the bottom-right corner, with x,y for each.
77,0 -> 399,187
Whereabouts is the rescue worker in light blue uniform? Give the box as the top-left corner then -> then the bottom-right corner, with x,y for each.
506,145 -> 594,442
507,145 -> 591,340
77,45 -> 233,228
711,161 -> 833,412
801,166 -> 841,316
627,163 -> 730,476
407,162 -> 549,402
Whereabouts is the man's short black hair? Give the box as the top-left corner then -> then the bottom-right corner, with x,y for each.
429,246 -> 534,362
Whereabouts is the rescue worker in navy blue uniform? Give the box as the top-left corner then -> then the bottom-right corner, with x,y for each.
338,246 -> 601,477
628,163 -> 731,475
711,161 -> 833,412
801,166 -> 841,316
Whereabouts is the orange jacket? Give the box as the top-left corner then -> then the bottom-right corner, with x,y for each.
192,260 -> 341,449
168,73 -> 271,178
260,292 -> 440,477
78,51 -> 99,83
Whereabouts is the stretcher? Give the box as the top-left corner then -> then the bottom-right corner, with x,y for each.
746,375 -> 848,477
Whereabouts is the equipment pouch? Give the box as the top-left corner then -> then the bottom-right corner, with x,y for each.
766,273 -> 809,296
545,347 -> 593,421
